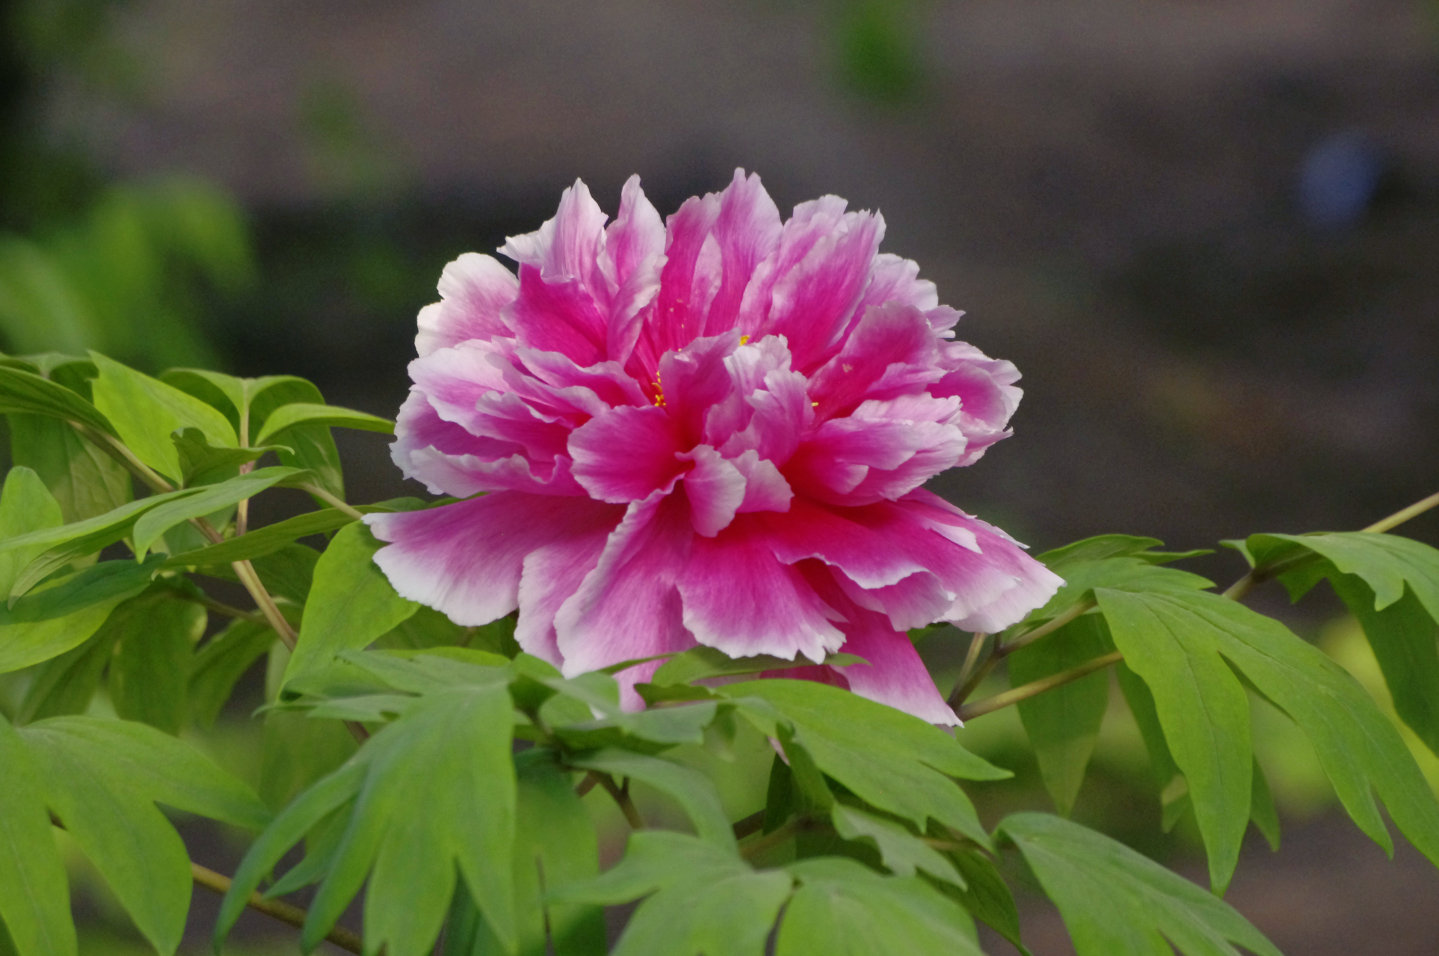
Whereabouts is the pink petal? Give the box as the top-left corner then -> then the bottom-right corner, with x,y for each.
807,301 -> 942,419
830,606 -> 962,725
516,520 -> 618,665
933,342 -> 1023,466
603,176 -> 667,366
499,179 -> 608,288
367,494 -> 623,627
742,199 -> 885,372
554,493 -> 695,675
416,254 -> 519,356
505,265 -> 610,368
678,445 -> 746,536
569,404 -> 683,503
697,169 -> 782,338
677,533 -> 844,662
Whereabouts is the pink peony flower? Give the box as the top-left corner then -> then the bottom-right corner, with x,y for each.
366,170 -> 1061,724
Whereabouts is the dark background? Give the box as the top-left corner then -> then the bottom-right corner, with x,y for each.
4,1 -> 1438,952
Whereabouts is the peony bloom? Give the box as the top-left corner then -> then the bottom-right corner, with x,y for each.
367,171 -> 1061,724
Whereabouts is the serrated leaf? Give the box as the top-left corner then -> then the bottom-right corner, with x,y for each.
253,402 -> 392,445
88,352 -> 237,482
1096,587 -> 1252,892
15,624 -> 118,722
284,522 -> 419,682
465,751 -> 604,956
299,684 -> 518,954
106,588 -> 206,734
130,465 -> 308,558
1038,535 -> 1208,571
830,803 -> 965,888
0,364 -> 114,435
1009,612 -> 1113,816
216,759 -> 368,948
20,717 -> 270,953
7,412 -> 132,523
1115,663 -> 1188,831
1104,585 -> 1439,886
999,812 -> 1281,956
0,715 -> 76,956
551,830 -> 788,956
1248,532 -> 1439,621
568,749 -> 735,851
0,560 -> 157,673
722,680 -> 1004,848
776,858 -> 980,956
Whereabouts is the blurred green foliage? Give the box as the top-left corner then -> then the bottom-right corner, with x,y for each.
0,180 -> 255,371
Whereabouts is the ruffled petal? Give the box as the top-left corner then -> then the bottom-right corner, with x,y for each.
808,301 -> 943,418
367,494 -> 623,627
569,404 -> 683,503
697,169 -> 783,338
554,493 -> 694,676
603,175 -> 667,366
679,445 -> 746,536
677,533 -> 844,662
416,253 -> 519,356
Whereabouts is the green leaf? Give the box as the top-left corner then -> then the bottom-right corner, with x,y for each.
467,751 -> 604,956
15,624 -> 119,722
567,749 -> 736,851
1096,586 -> 1252,892
776,858 -> 980,956
170,428 -> 271,486
0,467 -> 64,596
216,759 -> 368,949
1104,585 -> 1439,886
647,646 -> 864,687
0,364 -> 114,435
0,715 -> 76,956
723,680 -> 1005,848
1247,532 -> 1439,621
88,352 -> 236,482
0,490 -> 198,600
1038,534 -> 1209,571
1330,575 -> 1439,757
1009,612 -> 1113,816
0,561 -> 158,673
284,521 -> 419,682
20,716 -> 270,953
830,803 -> 965,888
300,684 -> 518,954
105,588 -> 206,734
551,830 -> 789,956
189,619 -> 276,728
247,378 -> 347,499
7,412 -> 132,523
554,699 -> 719,753
999,812 -> 1281,956
129,465 -> 308,558
948,847 -> 1029,955
253,401 -> 393,445
1114,663 -> 1187,831
163,507 -> 356,569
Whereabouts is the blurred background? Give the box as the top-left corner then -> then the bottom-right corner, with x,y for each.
2,0 -> 1437,952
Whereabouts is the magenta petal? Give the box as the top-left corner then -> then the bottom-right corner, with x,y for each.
830,606 -> 961,725
569,405 -> 683,503
367,495 -> 623,627
554,494 -> 695,676
516,518 -> 618,665
417,254 -> 519,355
678,533 -> 844,662
680,445 -> 746,536
808,301 -> 941,418
699,169 -> 782,337
603,176 -> 667,366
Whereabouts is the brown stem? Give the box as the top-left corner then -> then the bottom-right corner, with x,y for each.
595,773 -> 645,830
191,861 -> 364,954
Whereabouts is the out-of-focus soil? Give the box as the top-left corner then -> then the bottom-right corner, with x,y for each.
40,0 -> 1439,952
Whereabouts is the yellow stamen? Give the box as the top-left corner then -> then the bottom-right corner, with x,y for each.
739,334 -> 751,345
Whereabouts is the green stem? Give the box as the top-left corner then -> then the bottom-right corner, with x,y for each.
190,861 -> 363,955
297,482 -> 367,522
72,421 -> 173,495
1363,489 -> 1439,534
739,817 -> 805,861
959,651 -> 1124,721
998,599 -> 1094,657
952,632 -> 990,699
